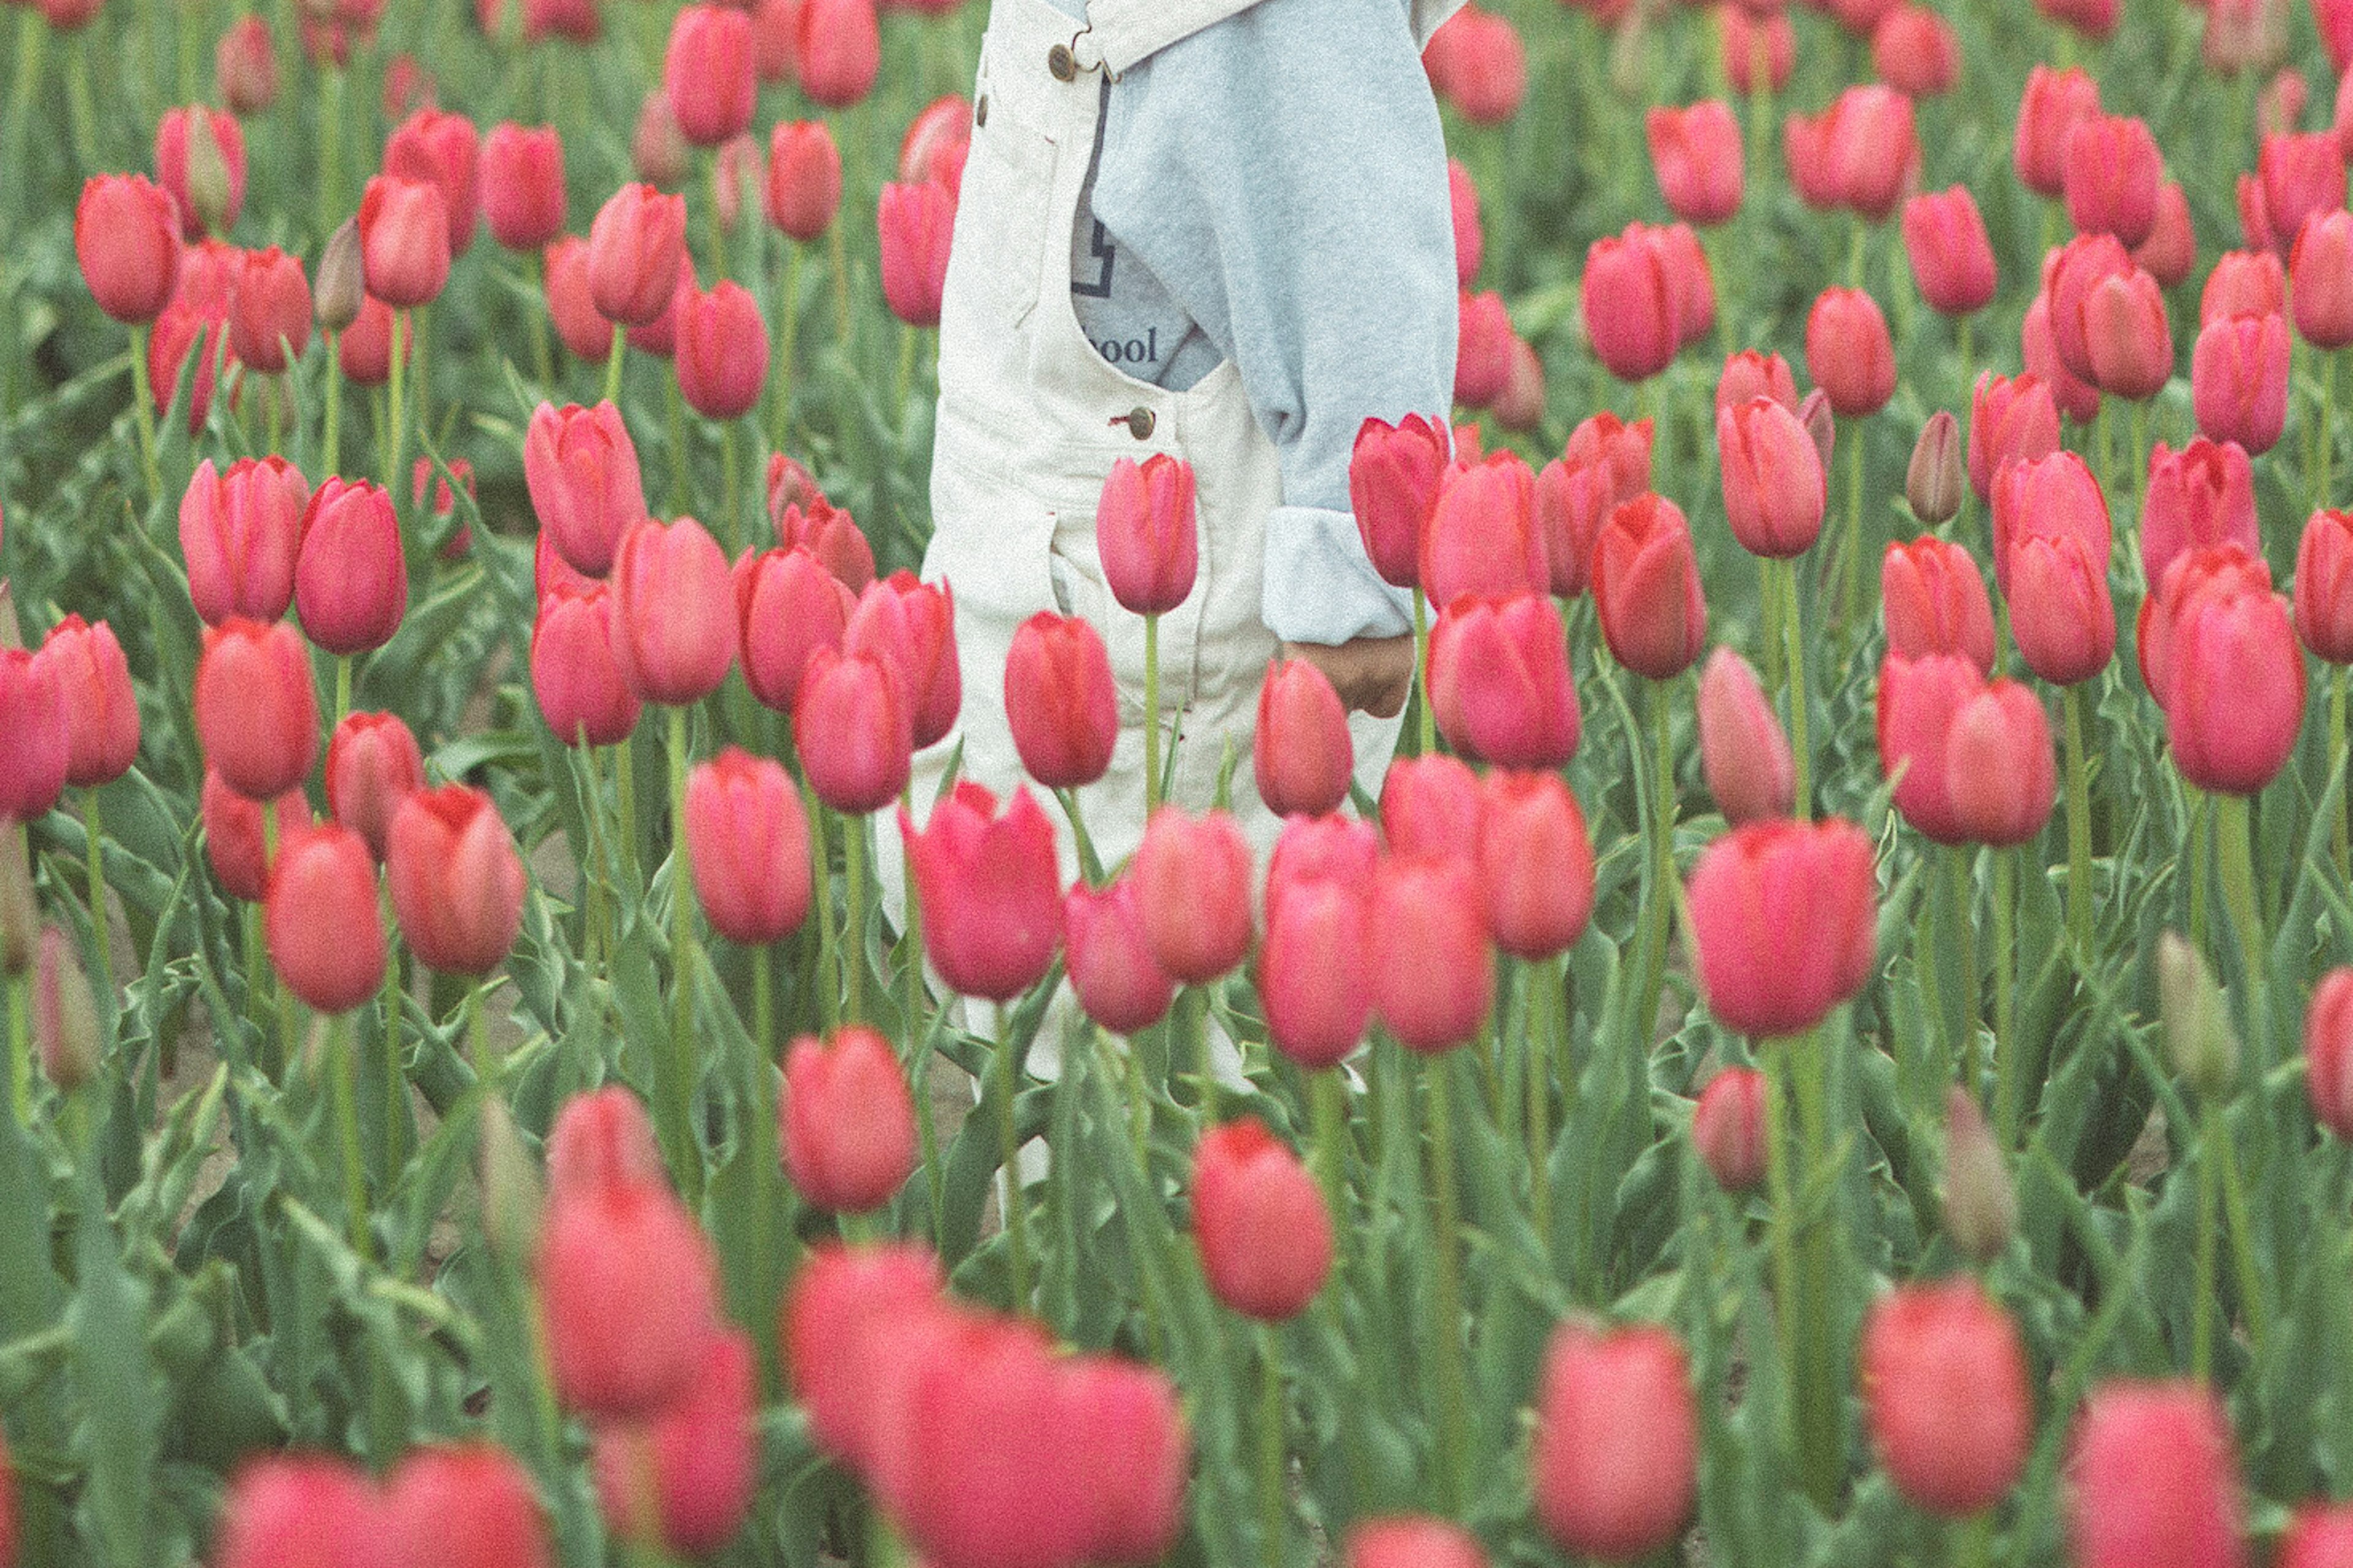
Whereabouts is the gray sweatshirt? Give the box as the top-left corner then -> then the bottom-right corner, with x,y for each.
1044,0 -> 1457,646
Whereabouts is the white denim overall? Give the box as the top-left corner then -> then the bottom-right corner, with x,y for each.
903,0 -> 1455,885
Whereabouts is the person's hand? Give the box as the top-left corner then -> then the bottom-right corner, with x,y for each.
1280,635 -> 1416,719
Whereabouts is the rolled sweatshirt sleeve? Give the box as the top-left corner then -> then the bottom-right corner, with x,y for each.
1086,0 -> 1458,645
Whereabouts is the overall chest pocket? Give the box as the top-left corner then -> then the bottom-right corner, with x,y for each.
939,57 -> 1061,333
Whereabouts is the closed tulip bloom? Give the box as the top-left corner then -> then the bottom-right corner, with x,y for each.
1592,494 -> 1707,680
1872,5 -> 1959,95
1133,805 -> 1255,983
1906,412 -> 1965,527
181,456 -> 308,626
766,120 -> 843,242
2142,440 -> 2258,587
2141,547 -> 2275,704
1192,1118 -> 1333,1321
1698,647 -> 1795,824
1717,349 -> 1800,414
1583,225 -> 1684,382
2293,211 -> 2353,349
2023,294 -> 2104,425
1721,7 -> 1794,96
385,107 -> 482,255
2082,268 -> 2174,401
2298,509 -> 2353,661
1066,876 -> 1177,1035
2192,311 -> 2293,453
794,0 -> 881,107
1346,1518 -> 1488,1568
1349,413 -> 1449,589
526,401 -> 646,577
1826,86 -> 1920,220
610,517 -> 735,705
2283,1507 -> 2353,1568
225,246 -> 311,373
1688,817 -> 1879,1038
878,179 -> 954,328
1424,4 -> 1526,123
2136,181 -> 2198,287
1477,770 -> 1595,959
846,572 -> 960,748
1449,159 -> 1483,284
2162,564 -> 2305,794
588,184 -> 688,327
481,124 -> 566,252
1806,287 -> 1898,417
537,1180 -> 720,1419
2203,249 -> 2287,326
1004,611 -> 1116,791
1877,653 -> 1982,844
2307,968 -> 2353,1140
339,294 -> 401,385
388,1443 -> 552,1568
1422,453 -> 1547,605
664,5 -> 754,147
533,584 -> 642,746
1453,289 -> 1513,408
593,1330 -> 758,1558
900,94 -> 971,189
216,15 -> 278,115
150,301 -> 225,432
2259,131 -> 2347,254
202,770 -> 309,902
356,176 -> 450,309
773,494 -> 876,591
1379,752 -> 1482,862
1718,394 -> 1828,558
1536,413 -> 1653,599
1531,1323 -> 1698,1561
2063,115 -> 2162,247
386,784 -> 527,976
1646,101 -> 1742,225
265,823 -> 388,1013
295,477 -> 407,655
784,1242 -> 950,1479
214,1456 -> 394,1568
1883,536 -> 1996,673
194,620 -> 317,800
0,650 -> 67,825
2007,532 -> 2116,686
1369,853 -> 1491,1051
1692,1066 -> 1767,1191
2066,1381 -> 2245,1568
155,105 -> 246,238
1944,681 -> 2058,846
1259,867 -> 1374,1067
1901,187 -> 1998,316
545,1087 -> 665,1202
781,1026 -> 917,1211
1859,1279 -> 2032,1517
674,279 -> 769,421
40,617 -> 138,789
899,782 -> 1063,1000
797,646 -> 913,814
544,237 -> 615,362
680,748 -> 811,947
74,174 -> 181,324
1990,449 -> 2110,597
1097,452 -> 1199,615
2047,232 -> 2137,385
1255,658 -> 1354,818
324,710 -> 423,861
1427,592 -> 1580,768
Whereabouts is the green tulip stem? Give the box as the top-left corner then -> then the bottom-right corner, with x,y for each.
1258,1324 -> 1289,1565
2321,349 -> 2342,512
385,310 -> 409,504
2333,665 -> 2349,884
1423,1053 -> 1471,1514
81,790 -> 113,1009
615,735 -> 640,894
604,327 -> 627,406
2215,792 -> 2264,1040
1991,848 -> 2020,1145
2061,684 -> 2093,958
7,971 -> 28,1126
995,1004 -> 1030,1310
334,655 -> 352,730
127,323 -> 162,504
771,241 -> 805,455
1414,586 -> 1434,757
380,933 -> 406,1174
323,343 -> 344,479
752,940 -> 774,1066
2193,1099 -> 2219,1383
840,807 -> 866,1025
1949,847 -> 1981,1091
1143,610 -> 1162,814
1841,428 -> 1866,635
1631,678 -> 1677,1057
1312,1067 -> 1348,1225
330,1009 -> 374,1262
665,705 -> 703,1206
1766,1025 -> 1842,1510
1781,558 -> 1811,817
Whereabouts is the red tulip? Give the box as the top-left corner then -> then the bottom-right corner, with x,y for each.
2047,237 -> 2135,389
784,1241 -> 945,1473
532,583 -> 642,746
295,477 -> 407,656
2065,1381 -> 2245,1568
1646,100 -> 1743,225
2137,182 -> 2199,287
1583,224 -> 1685,382
678,748 -> 811,947
2063,114 -> 2162,247
201,770 -> 309,902
2306,967 -> 2353,1140
1422,453 -> 1547,604
1872,4 -> 1959,96
1368,852 -> 1491,1052
898,94 -> 970,192
544,237 -> 614,362
1537,413 -> 1653,598
1859,1279 -> 2032,1517
1254,658 -> 1354,819
1877,653 -> 1982,844
482,123 -> 566,252
623,252 -> 689,358
1718,393 -> 1828,558
781,1026 -> 917,1212
899,782 -> 1062,1000
2203,248 -> 2287,325
384,107 -> 481,256
1788,86 -> 1917,221
1424,4 -> 1526,124
1687,817 -> 1879,1038
2259,131 -> 2348,256
766,120 -> 843,242
1345,1518 -> 1488,1568
2140,546 -> 2275,703
194,619 -> 317,800
388,1444 -> 553,1568
1531,1323 -> 1698,1561
216,16 -> 278,115
2007,532 -> 2116,686
794,0 -> 880,107
1259,855 -> 1374,1070
1692,1066 -> 1767,1191
1945,681 -> 2058,847
214,1456 -> 393,1568
1004,611 -> 1116,791
609,517 -> 735,705
2298,509 -> 2353,662
2143,440 -> 2258,588
1191,1118 -> 1332,1321
1427,591 -> 1580,768
1806,287 -> 1898,417
664,4 -> 754,147
2023,294 -> 2103,425
1882,536 -> 1996,673
356,176 -> 450,309
2283,1506 -> 2353,1568
1097,452 -> 1199,616
1133,805 -> 1254,984
588,184 -> 688,327
266,823 -> 387,1012
1697,647 -> 1795,824
386,784 -> 526,976
2193,311 -> 2293,453
675,279 -> 769,420
1901,187 -> 1997,316
730,546 -> 849,718
1591,494 -> 1707,681
878,179 -> 954,328
324,710 -> 423,861
149,300 -> 225,432
2156,552 -> 2305,794
1477,770 -> 1594,959
797,646 -> 913,814
40,616 -> 138,789
1990,449 -> 2110,597
773,492 -> 876,591
2292,210 -> 2353,349
1379,752 -> 1482,862
546,1086 -> 665,1200
74,174 -> 181,324
1449,159 -> 1483,285
593,1328 -> 757,1558
1455,288 -> 1514,408
1349,414 -> 1450,589
155,105 -> 246,238
1066,875 -> 1176,1036
1964,372 -> 2060,503
846,572 -> 960,749
1721,7 -> 1794,96
537,1181 -> 720,1419
2081,267 -> 2173,401
0,650 -> 67,825
339,294 -> 401,385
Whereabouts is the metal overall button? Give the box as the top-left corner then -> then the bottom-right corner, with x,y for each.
1118,406 -> 1156,439
1047,42 -> 1077,80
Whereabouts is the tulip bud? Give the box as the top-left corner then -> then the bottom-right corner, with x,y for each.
32,925 -> 98,1091
1697,648 -> 1794,825
2066,1381 -> 2245,1568
2193,311 -> 2293,453
1806,287 -> 1898,417
1873,4 -> 1959,94
684,748 -> 811,947
1692,1066 -> 1767,1192
1425,4 -> 1526,123
1258,860 -> 1373,1068
74,174 -> 181,325
1427,592 -> 1580,769
545,1086 -> 667,1202
1592,494 -> 1707,681
482,123 -> 567,253
324,711 -> 423,862
356,175 -> 451,310
1369,853 -> 1491,1052
1134,806 -> 1255,984
609,517 -> 736,705
1349,413 -> 1450,589
767,121 -> 843,243
1096,453 -> 1199,616
387,785 -> 527,977
2293,211 -> 2353,352
2007,532 -> 2117,687
795,0 -> 881,107
1477,770 -> 1595,960
384,108 -> 481,257
1719,394 -> 1828,557
180,455 -> 309,627
589,184 -> 689,327
216,15 -> 278,115
797,645 -> 914,814
733,546 -> 851,718
782,1026 -> 917,1212
37,617 -> 137,790
1904,411 -> 1965,525
265,824 -> 388,1014
1531,1322 -> 1698,1561
387,1442 -> 554,1568
160,105 -> 244,240
2160,930 -> 2240,1100
215,1456 -> 390,1568
1345,1518 -> 1488,1568
1689,818 -> 1879,1039
1066,876 -> 1177,1036
877,179 -> 955,328
525,401 -> 646,578
674,279 -> 770,421
308,220 -> 363,336
664,4 -> 756,148
1860,1277 -> 2031,1517
194,620 -> 318,801
537,1180 -> 720,1418
1191,1118 -> 1333,1321
295,477 -> 407,655
1645,100 -> 1743,227
899,783 -> 1063,1001
1990,449 -> 2110,597
542,237 -> 614,363
1254,658 -> 1353,819
0,827 -> 29,977
1487,340 -> 1551,428
1901,187 -> 1998,317
1942,1087 -> 2017,1262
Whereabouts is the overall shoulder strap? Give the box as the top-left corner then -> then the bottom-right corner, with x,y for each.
1410,0 -> 1468,45
1070,0 -> 1265,75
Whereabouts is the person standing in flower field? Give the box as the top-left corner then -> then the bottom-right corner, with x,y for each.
911,0 -> 1466,864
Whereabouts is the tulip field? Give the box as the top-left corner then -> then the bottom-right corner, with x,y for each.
21,0 -> 2353,1561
